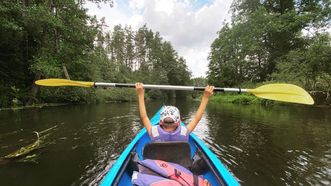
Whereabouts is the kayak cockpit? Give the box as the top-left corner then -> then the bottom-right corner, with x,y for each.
142,141 -> 192,168
111,133 -> 227,186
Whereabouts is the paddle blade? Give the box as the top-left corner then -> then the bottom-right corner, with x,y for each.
35,79 -> 94,87
247,84 -> 314,105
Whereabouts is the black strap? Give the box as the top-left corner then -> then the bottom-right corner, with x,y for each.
193,175 -> 199,186
238,87 -> 241,94
175,169 -> 181,177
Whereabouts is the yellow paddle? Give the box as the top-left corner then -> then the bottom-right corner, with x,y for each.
35,79 -> 94,87
35,78 -> 314,105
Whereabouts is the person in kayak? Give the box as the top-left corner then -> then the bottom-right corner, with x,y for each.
135,82 -> 214,141
134,83 -> 214,186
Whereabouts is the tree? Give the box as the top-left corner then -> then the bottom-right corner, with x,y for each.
207,0 -> 331,87
0,0 -> 109,106
0,1 -> 192,107
272,33 -> 331,90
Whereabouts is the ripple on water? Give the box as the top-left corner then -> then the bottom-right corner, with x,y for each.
285,148 -> 331,185
203,136 -> 242,168
74,113 -> 139,185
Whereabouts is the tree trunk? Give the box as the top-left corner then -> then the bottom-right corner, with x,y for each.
62,64 -> 70,79
27,73 -> 41,105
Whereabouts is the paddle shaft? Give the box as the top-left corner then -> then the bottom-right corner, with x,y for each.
94,82 -> 248,93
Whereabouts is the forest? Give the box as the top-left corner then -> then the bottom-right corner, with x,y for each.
1,0 -> 330,108
0,0 -> 191,108
208,0 -> 331,91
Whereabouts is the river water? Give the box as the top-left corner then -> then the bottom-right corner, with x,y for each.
0,100 -> 330,186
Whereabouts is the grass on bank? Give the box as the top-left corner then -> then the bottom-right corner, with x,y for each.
210,93 -> 276,106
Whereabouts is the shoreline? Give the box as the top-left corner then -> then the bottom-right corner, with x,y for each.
1,94 -> 329,111
210,94 -> 331,107
0,103 -> 69,111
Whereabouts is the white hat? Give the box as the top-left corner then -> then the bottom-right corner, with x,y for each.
160,106 -> 181,126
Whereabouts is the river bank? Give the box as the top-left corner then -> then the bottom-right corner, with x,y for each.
210,91 -> 331,106
0,103 -> 69,111
1,90 -> 330,111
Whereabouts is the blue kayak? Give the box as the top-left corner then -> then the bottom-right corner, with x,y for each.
100,108 -> 239,186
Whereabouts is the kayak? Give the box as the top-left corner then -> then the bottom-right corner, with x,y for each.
100,107 -> 239,186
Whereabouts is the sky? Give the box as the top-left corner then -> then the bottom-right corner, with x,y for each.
85,0 -> 233,78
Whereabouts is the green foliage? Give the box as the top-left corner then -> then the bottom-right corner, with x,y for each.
10,86 -> 24,107
0,0 -> 102,107
210,94 -> 262,105
0,1 -> 192,108
146,90 -> 164,100
95,89 -> 136,102
210,93 -> 281,106
39,87 -> 96,104
103,24 -> 191,99
207,0 -> 331,91
272,34 -> 331,91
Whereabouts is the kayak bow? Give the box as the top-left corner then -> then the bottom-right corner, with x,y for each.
100,107 -> 239,186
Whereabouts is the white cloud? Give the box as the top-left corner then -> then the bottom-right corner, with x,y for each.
85,0 -> 233,77
85,1 -> 131,29
128,14 -> 143,29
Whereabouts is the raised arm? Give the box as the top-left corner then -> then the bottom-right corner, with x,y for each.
135,83 -> 152,134
187,85 -> 214,133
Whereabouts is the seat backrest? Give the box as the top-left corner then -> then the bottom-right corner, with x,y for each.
142,141 -> 192,168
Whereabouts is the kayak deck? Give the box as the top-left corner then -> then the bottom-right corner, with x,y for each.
100,108 -> 239,186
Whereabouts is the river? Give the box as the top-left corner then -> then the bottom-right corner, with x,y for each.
0,100 -> 330,185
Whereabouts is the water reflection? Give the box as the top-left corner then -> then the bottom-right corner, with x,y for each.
0,101 -> 330,186
204,103 -> 331,185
